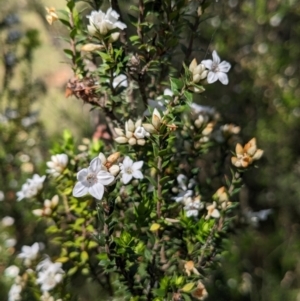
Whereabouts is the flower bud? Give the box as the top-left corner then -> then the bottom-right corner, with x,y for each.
137,139 -> 146,146
142,123 -> 156,134
109,32 -> 120,42
32,209 -> 43,217
189,58 -> 198,73
125,131 -> 133,139
202,123 -> 214,136
135,119 -> 142,128
109,164 -> 120,176
194,115 -> 205,128
114,128 -> 124,136
51,195 -> 59,208
128,137 -> 137,145
107,152 -> 120,164
115,136 -> 128,144
44,199 -> 52,208
44,207 -> 52,216
152,108 -> 162,129
81,43 -> 104,52
126,119 -> 135,133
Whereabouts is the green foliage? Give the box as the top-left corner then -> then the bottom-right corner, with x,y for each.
1,0 -> 284,301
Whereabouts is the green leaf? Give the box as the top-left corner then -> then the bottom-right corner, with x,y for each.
129,35 -> 140,42
184,90 -> 193,103
181,282 -> 195,292
56,257 -> 69,263
159,176 -> 171,186
67,266 -> 78,276
59,18 -> 71,28
158,149 -> 170,157
181,293 -> 192,301
80,251 -> 89,263
97,253 -> 108,261
69,251 -> 79,259
66,1 -> 75,11
87,241 -> 98,249
145,175 -> 157,188
170,77 -> 184,92
63,49 -> 73,60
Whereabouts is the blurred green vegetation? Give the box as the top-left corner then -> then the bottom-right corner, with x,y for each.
198,1 -> 300,300
1,0 -> 300,300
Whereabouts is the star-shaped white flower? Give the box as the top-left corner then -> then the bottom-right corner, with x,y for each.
18,242 -> 40,266
201,50 -> 231,85
120,156 -> 143,184
36,257 -> 64,292
16,174 -> 46,201
46,154 -> 68,177
87,8 -> 127,36
72,157 -> 115,200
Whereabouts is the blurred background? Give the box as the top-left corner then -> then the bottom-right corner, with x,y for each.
0,0 -> 300,300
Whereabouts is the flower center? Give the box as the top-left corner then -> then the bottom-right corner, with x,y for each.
125,167 -> 133,174
86,173 -> 97,185
211,62 -> 219,72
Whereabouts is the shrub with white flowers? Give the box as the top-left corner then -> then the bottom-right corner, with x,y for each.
9,1 -> 264,301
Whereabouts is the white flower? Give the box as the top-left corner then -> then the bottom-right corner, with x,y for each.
72,157 -> 115,200
4,265 -> 20,278
1,216 -> 15,227
87,8 -> 127,36
115,119 -> 150,145
36,257 -> 64,292
16,174 -> 46,201
112,74 -> 128,88
172,174 -> 196,203
46,154 -> 68,177
190,103 -> 216,115
144,89 -> 171,116
8,283 -> 22,301
184,196 -> 203,217
134,126 -> 150,139
176,174 -> 188,191
120,156 -> 143,184
18,242 -> 40,266
201,50 -> 231,85
173,190 -> 193,203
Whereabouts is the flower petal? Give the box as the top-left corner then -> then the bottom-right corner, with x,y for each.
132,170 -> 143,180
212,50 -> 221,64
89,183 -> 104,200
31,242 -> 39,254
132,160 -> 143,171
73,182 -> 89,197
217,72 -> 229,85
122,173 -> 132,185
89,157 -> 102,173
115,21 -> 127,30
207,71 -> 219,84
97,170 -> 115,185
218,61 -> 231,72
122,156 -> 133,169
201,59 -> 213,70
77,168 -> 88,181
